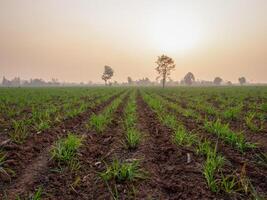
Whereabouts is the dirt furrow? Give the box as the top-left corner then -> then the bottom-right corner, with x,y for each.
26,94 -> 130,200
0,92 -> 124,199
134,92 -> 221,200
160,94 -> 267,198
162,93 -> 267,150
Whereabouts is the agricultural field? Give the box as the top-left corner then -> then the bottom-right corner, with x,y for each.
0,86 -> 266,200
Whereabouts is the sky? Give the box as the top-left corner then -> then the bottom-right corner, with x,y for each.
0,0 -> 266,83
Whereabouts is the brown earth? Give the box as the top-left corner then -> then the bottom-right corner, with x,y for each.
0,92 -> 123,199
1,90 -> 266,200
133,93 -> 223,200
14,94 -> 130,199
160,94 -> 267,198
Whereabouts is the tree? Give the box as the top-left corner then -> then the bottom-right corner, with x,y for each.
102,65 -> 114,85
51,78 -> 60,85
136,77 -> 151,86
127,77 -> 133,85
10,77 -> 21,86
213,77 -> 223,85
238,77 -> 246,85
183,72 -> 195,85
155,55 -> 175,88
227,81 -> 232,86
2,76 -> 10,86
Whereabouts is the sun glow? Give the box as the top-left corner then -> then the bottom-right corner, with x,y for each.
149,10 -> 203,54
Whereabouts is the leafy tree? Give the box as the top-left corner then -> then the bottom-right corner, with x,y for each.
238,77 -> 246,85
213,77 -> 223,85
183,72 -> 195,85
227,81 -> 232,86
102,65 -> 114,85
155,55 -> 175,88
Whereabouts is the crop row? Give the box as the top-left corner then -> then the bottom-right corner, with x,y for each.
0,89 -> 126,194
148,92 -> 257,153
155,87 -> 266,133
1,88 -> 124,144
31,89 -> 145,199
141,91 -> 262,198
123,89 -> 141,149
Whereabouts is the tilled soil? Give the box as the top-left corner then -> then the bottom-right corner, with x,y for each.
22,94 -> 130,200
160,94 -> 267,198
0,92 -> 123,199
1,90 -> 266,200
161,94 -> 267,150
134,93 -> 223,200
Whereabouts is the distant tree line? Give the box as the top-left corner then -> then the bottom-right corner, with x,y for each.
1,74 -> 249,88
1,77 -> 60,87
1,54 -> 250,87
0,77 -> 97,87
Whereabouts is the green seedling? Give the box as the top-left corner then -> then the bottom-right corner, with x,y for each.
88,114 -> 107,133
100,159 -> 145,182
220,174 -> 238,193
88,96 -> 124,133
124,114 -> 136,130
125,128 -> 141,149
196,140 -> 213,156
51,133 -> 82,169
0,150 -> 14,178
223,105 -> 242,121
204,119 -> 255,152
205,106 -> 218,117
30,187 -> 43,200
203,145 -> 225,193
245,112 -> 263,132
162,114 -> 179,130
173,127 -> 196,147
10,119 -> 29,144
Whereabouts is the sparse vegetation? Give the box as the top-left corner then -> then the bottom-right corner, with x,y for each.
88,92 -> 127,133
123,90 -> 142,149
0,150 -> 13,179
51,133 -> 83,170
173,126 -> 197,147
125,128 -> 141,149
204,119 -> 256,152
100,159 -> 145,182
9,119 -> 29,144
0,86 -> 266,199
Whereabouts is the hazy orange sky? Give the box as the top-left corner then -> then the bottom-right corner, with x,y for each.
0,0 -> 266,83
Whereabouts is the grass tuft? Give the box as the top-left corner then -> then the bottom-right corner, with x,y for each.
9,119 -> 29,144
51,133 -> 82,170
204,119 -> 256,152
173,126 -> 196,147
125,129 -> 141,149
100,159 -> 145,182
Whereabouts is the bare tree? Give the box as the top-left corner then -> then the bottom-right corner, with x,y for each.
155,55 -> 175,88
102,65 -> 114,86
238,77 -> 246,85
213,77 -> 223,85
184,72 -> 195,85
